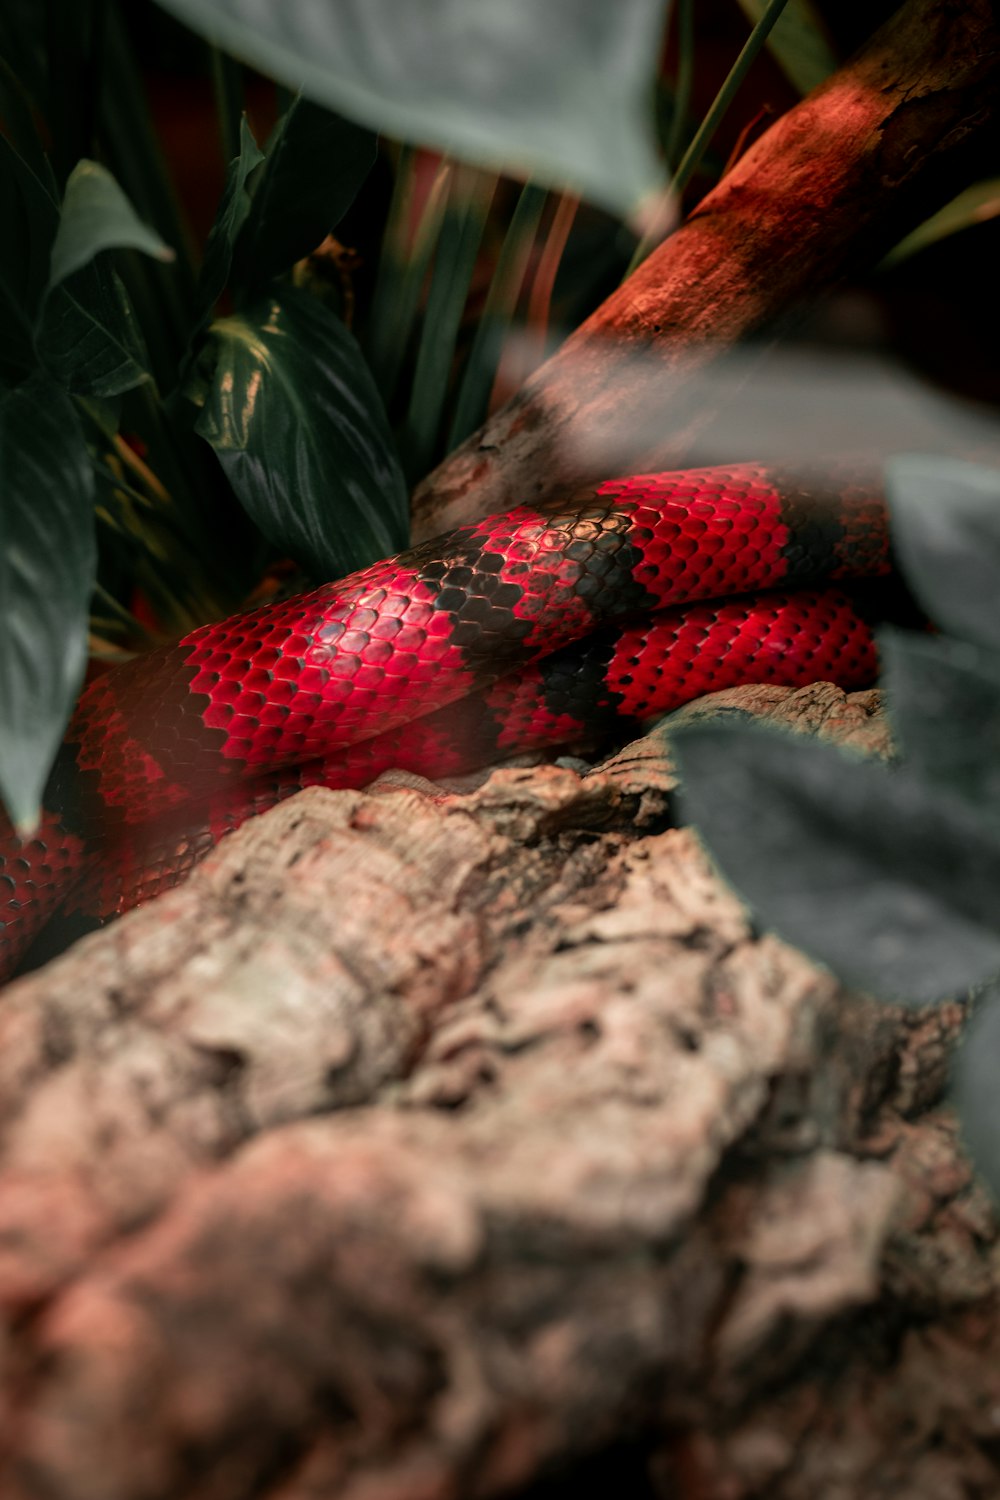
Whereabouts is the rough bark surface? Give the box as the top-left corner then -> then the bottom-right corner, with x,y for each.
411,0 -> 1000,539
0,683 -> 994,1500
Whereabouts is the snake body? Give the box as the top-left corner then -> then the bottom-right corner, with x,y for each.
0,463 -> 891,979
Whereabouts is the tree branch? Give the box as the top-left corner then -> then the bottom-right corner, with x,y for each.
412,0 -> 1000,539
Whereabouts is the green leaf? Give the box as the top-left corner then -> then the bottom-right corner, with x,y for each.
37,258 -> 151,398
672,721 -> 1000,1004
400,171 -> 495,483
448,180 -> 546,450
0,375 -> 96,829
882,179 -> 1000,269
197,115 -> 265,319
0,50 -> 58,189
953,985 -> 1000,1200
150,0 -> 669,218
733,0 -> 835,96
886,456 -> 1000,652
188,287 -> 407,577
230,94 -> 377,300
47,160 -> 175,290
0,133 -> 59,382
880,628 -> 1000,809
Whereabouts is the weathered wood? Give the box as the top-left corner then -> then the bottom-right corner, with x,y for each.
412,0 -> 1000,540
0,684 -> 992,1500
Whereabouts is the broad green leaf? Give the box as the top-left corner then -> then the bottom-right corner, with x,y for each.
198,115 -> 265,319
880,628 -> 1000,809
47,160 -> 174,290
672,721 -> 1000,1004
38,259 -> 151,398
883,179 -> 1000,269
189,287 -> 407,577
230,95 -> 377,299
953,985 -> 1000,1200
0,376 -> 96,829
886,456 -> 1000,653
151,0 -> 669,218
734,0 -> 835,96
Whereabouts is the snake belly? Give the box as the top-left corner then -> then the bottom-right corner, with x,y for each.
0,463 -> 891,979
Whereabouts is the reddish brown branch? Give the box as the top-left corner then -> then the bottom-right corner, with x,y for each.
412,0 -> 1000,539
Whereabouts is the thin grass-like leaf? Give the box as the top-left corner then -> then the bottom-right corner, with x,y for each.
210,45 -> 246,171
882,179 -> 1000,268
733,0 -> 835,96
367,153 -> 453,405
447,181 -> 546,450
627,0 -> 793,273
399,168 -> 496,483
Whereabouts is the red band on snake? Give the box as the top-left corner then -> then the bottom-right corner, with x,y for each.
0,463 -> 891,980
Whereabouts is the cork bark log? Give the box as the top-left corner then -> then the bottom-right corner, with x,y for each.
412,0 -> 1000,539
0,684 -> 994,1500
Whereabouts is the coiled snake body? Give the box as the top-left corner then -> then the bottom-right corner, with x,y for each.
0,463 -> 891,979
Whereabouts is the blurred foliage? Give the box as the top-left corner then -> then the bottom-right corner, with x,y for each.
673,457 -> 1000,1199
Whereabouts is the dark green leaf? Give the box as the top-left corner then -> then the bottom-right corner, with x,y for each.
448,180 -> 546,450
672,721 -> 1000,1004
189,286 -> 407,577
733,0 -> 835,95
953,985 -> 1000,1200
400,173 -> 494,483
230,95 -> 377,300
0,133 -> 59,382
886,456 -> 1000,652
883,179 -> 1000,269
47,160 -> 174,289
880,627 -> 1000,809
0,375 -> 95,829
197,115 -> 264,320
151,0 -> 668,217
0,0 -> 47,115
38,257 -> 150,397
0,50 -> 57,188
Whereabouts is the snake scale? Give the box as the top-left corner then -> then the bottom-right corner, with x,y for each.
0,462 -> 891,980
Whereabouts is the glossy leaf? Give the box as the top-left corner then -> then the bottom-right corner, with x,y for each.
197,115 -> 265,319
880,628 -> 1000,809
151,0 -> 669,217
38,259 -> 151,397
734,0 -> 835,96
0,376 -> 95,829
47,160 -> 174,289
230,94 -> 377,299
886,456 -> 1000,652
189,287 -> 407,578
953,985 -> 1000,1200
672,721 -> 1000,1004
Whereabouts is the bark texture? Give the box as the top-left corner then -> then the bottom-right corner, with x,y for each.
0,683 -> 994,1500
412,0 -> 1000,540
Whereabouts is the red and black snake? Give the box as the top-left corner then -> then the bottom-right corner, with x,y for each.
0,462 -> 891,981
